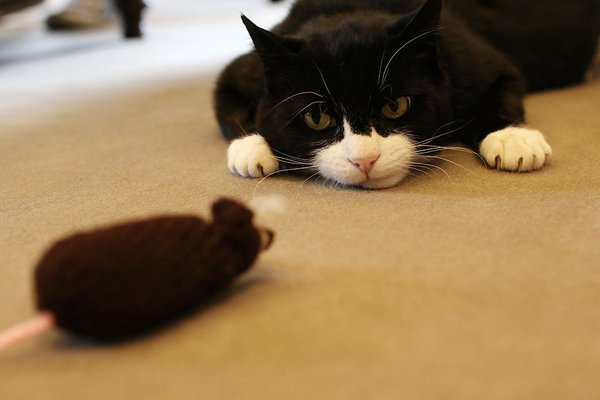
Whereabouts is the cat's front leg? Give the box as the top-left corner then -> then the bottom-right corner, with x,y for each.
462,73 -> 553,172
227,134 -> 279,178
479,126 -> 553,172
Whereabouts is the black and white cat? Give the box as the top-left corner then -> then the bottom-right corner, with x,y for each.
214,0 -> 599,189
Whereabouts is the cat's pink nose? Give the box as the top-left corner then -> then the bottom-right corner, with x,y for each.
348,154 -> 380,176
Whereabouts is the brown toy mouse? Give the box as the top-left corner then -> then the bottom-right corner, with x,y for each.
0,198 -> 274,349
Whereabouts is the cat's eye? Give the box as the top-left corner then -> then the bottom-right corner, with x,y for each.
303,111 -> 336,131
381,96 -> 411,119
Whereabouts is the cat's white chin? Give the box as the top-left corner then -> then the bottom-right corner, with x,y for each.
358,173 -> 409,189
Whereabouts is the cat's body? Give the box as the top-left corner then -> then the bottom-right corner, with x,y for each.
214,0 -> 599,189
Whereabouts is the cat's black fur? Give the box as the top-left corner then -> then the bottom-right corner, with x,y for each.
214,0 -> 599,172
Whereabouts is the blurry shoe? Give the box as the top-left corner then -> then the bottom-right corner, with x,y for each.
46,0 -> 115,30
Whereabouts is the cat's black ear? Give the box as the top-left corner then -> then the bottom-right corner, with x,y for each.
387,0 -> 441,43
241,15 -> 303,69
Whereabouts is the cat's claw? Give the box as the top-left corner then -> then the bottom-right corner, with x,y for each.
479,126 -> 552,172
227,134 -> 279,178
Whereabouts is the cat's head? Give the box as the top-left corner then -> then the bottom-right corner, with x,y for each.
245,0 -> 452,189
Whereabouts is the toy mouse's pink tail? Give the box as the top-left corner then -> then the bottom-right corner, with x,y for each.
0,312 -> 55,352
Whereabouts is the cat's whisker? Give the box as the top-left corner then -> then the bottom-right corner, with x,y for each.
411,163 -> 435,173
276,159 -> 311,167
232,120 -> 315,167
416,147 -> 469,156
432,118 -> 466,136
416,118 -> 474,146
271,153 -> 312,165
281,165 -> 316,173
416,148 -> 445,155
313,62 -> 334,100
275,158 -> 312,167
319,175 -> 329,189
417,120 -> 467,145
271,148 -> 312,163
319,175 -> 339,190
377,43 -> 388,86
411,161 -> 452,180
253,165 -> 315,197
412,165 -> 443,179
406,172 -> 419,178
332,178 -> 343,190
418,154 -> 475,174
275,100 -> 328,135
380,28 -> 439,87
409,166 -> 434,178
300,171 -> 322,186
379,84 -> 393,96
310,174 -> 325,189
233,117 -> 254,138
417,144 -> 486,164
260,91 -> 327,120
417,144 -> 469,152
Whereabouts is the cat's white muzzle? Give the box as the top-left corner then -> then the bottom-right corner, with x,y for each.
314,131 -> 416,189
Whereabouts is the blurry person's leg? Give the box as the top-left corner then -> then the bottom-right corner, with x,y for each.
115,0 -> 145,38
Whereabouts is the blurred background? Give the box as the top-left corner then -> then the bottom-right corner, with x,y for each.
0,0 -> 289,115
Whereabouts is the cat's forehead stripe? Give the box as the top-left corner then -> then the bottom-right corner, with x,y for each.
343,118 -> 352,138
343,118 -> 375,138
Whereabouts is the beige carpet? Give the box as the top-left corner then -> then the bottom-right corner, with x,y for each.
1,1 -> 599,399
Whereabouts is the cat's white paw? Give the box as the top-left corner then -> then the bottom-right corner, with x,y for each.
227,134 -> 279,178
479,126 -> 552,172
